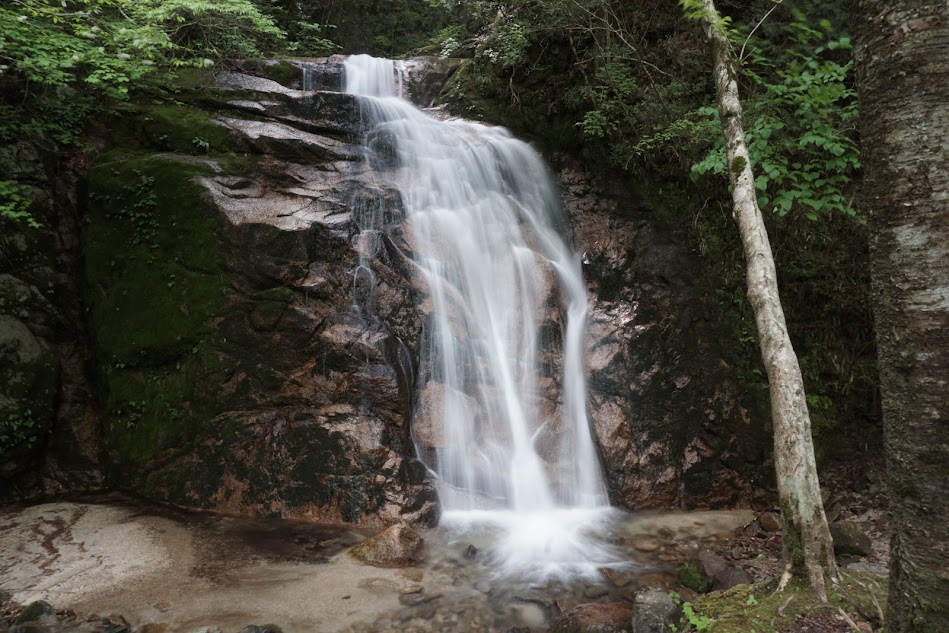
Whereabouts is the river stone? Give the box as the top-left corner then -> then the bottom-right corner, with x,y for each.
632,589 -> 678,633
712,567 -> 753,591
348,523 -> 424,567
757,512 -> 781,532
830,521 -> 873,557
546,602 -> 633,633
693,548 -> 728,579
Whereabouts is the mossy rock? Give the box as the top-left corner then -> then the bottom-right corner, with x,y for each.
85,155 -> 225,362
239,59 -> 302,88
678,560 -> 714,594
109,100 -> 237,157
85,154 -> 232,482
15,600 -> 53,624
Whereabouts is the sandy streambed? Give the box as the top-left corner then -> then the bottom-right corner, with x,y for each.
0,498 -> 752,632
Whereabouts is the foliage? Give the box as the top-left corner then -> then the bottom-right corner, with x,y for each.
0,0 -> 284,99
0,0 -> 290,225
669,592 -> 712,632
285,22 -> 336,56
691,17 -> 861,221
0,180 -> 40,229
0,409 -> 39,454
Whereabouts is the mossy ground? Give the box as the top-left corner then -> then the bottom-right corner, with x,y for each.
681,572 -> 887,632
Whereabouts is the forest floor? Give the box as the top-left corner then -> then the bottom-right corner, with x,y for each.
686,449 -> 890,633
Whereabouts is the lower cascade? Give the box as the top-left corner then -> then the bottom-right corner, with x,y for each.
339,55 -> 621,578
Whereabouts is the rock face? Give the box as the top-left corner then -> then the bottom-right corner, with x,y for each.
557,163 -> 766,509
0,138 -> 103,498
2,57 -> 766,524
77,66 -> 435,527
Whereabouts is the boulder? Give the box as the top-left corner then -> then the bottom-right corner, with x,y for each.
15,601 -> 54,624
547,602 -> 633,633
679,548 -> 753,593
757,512 -> 781,532
349,523 -> 425,567
632,589 -> 678,633
830,522 -> 873,557
712,567 -> 753,591
693,548 -> 728,578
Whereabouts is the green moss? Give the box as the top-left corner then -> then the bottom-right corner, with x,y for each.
685,571 -> 887,632
249,59 -> 300,87
730,156 -> 747,175
85,155 -> 225,362
111,102 -> 236,156
679,561 -> 714,594
84,153 -> 233,481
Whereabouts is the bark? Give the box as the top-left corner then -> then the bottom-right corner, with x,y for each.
853,2 -> 949,630
697,0 -> 837,599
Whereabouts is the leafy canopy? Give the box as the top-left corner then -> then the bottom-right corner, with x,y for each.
0,0 -> 285,99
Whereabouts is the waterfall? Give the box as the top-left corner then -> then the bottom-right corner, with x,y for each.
341,54 -> 618,577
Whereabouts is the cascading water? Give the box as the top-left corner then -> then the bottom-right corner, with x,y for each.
340,54 -> 620,578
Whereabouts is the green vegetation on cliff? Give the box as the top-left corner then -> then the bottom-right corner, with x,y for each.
85,153 -> 227,477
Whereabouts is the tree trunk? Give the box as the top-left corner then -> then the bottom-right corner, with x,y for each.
696,0 -> 837,599
853,2 -> 949,630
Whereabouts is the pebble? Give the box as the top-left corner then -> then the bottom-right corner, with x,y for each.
634,539 -> 660,552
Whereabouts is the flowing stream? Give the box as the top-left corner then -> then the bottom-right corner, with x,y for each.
342,55 -> 618,578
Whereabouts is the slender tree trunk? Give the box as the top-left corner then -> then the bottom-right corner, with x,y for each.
853,2 -> 949,630
695,0 -> 837,599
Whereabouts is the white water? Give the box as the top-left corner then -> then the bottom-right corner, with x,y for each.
341,54 -> 618,577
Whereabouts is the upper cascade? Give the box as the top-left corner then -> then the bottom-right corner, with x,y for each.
344,54 -> 404,98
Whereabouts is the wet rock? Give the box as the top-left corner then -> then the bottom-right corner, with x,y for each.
401,57 -> 465,108
546,602 -> 633,633
742,521 -> 763,537
599,567 -> 634,588
349,523 -> 425,567
474,580 -> 492,594
632,589 -> 678,633
92,615 -> 131,633
830,522 -> 873,557
215,117 -> 360,163
398,591 -> 440,607
188,627 -> 222,633
463,544 -> 479,560
239,626 -> 283,633
757,512 -> 781,532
